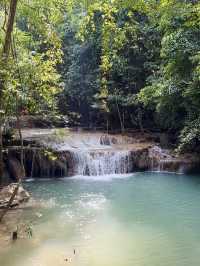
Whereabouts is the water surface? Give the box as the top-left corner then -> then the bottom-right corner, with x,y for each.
1,172 -> 200,266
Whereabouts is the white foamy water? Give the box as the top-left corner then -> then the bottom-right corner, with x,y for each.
70,150 -> 133,176
70,173 -> 133,181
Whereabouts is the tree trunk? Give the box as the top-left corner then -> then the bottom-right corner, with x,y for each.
0,127 -> 3,181
115,98 -> 124,134
0,0 -> 19,222
2,0 -> 18,62
106,117 -> 109,134
0,127 -> 23,221
0,0 -> 18,180
138,108 -> 144,134
16,114 -> 25,177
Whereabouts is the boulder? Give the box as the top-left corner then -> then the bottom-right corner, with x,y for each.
0,184 -> 30,208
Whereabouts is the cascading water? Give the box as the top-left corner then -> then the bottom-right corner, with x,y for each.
71,149 -> 132,176
30,131 -> 135,177
22,129 -> 197,178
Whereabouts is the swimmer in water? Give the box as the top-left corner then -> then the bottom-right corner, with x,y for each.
65,257 -> 72,262
65,249 -> 75,262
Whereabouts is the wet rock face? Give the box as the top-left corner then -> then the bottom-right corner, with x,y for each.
147,146 -> 200,173
4,149 -> 73,179
8,158 -> 25,180
0,184 -> 30,208
27,150 -> 73,178
131,149 -> 150,170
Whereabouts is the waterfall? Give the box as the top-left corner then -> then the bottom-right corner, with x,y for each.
70,150 -> 132,176
36,131 -> 134,177
22,130 -> 196,178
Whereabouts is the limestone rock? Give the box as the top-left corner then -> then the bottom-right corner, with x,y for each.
0,184 -> 30,208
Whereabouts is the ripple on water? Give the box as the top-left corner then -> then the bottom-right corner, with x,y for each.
2,172 -> 200,266
78,194 -> 107,210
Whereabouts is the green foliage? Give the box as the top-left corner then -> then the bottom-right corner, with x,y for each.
60,0 -> 161,128
0,0 -> 65,122
1,0 -> 200,151
138,0 -> 200,149
178,117 -> 200,153
44,150 -> 57,161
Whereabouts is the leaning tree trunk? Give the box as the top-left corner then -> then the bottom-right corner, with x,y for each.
0,182 -> 20,222
115,98 -> 124,134
0,0 -> 18,221
0,0 -> 18,180
0,127 -> 3,180
137,108 -> 144,134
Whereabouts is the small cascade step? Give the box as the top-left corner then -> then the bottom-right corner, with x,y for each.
71,150 -> 133,176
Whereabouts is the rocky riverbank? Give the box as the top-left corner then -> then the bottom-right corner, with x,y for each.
0,128 -> 200,246
0,184 -> 30,245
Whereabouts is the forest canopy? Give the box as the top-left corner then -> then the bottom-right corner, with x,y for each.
0,0 -> 200,152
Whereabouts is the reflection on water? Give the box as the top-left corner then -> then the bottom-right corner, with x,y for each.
1,172 -> 200,266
